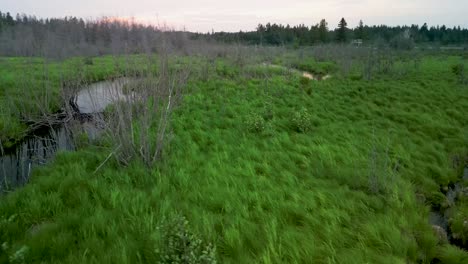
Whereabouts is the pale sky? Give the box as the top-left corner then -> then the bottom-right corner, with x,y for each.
2,0 -> 467,32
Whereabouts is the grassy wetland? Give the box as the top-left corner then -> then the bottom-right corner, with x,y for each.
1,11 -> 468,264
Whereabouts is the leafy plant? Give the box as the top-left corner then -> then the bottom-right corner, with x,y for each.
299,76 -> 310,87
293,60 -> 337,75
9,246 -> 29,264
216,63 -> 238,78
452,63 -> 464,77
262,101 -> 274,121
451,63 -> 465,83
83,57 -> 94,65
157,215 -> 216,264
292,108 -> 312,133
245,113 -> 266,133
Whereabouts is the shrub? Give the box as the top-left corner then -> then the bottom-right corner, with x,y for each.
9,246 -> 29,264
157,215 -> 216,264
246,113 -> 266,133
299,76 -> 310,87
83,57 -> 94,65
428,191 -> 449,210
292,108 -> 312,133
73,131 -> 90,149
452,63 -> 464,76
451,63 -> 465,83
0,214 -> 29,263
389,36 -> 414,50
292,59 -> 337,75
349,73 -> 363,81
435,245 -> 468,264
262,101 -> 274,121
449,207 -> 468,247
216,64 -> 237,78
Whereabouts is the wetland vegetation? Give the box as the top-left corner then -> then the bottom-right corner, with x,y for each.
1,10 -> 468,264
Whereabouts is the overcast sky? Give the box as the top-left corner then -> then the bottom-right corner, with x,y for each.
2,0 -> 467,32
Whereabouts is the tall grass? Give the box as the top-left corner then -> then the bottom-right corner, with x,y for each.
0,49 -> 467,263
99,51 -> 190,167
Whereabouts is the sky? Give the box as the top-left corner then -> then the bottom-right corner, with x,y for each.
2,0 -> 468,32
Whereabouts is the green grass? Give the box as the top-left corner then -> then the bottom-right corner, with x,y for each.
1,52 -> 468,263
0,55 -> 155,147
291,59 -> 337,75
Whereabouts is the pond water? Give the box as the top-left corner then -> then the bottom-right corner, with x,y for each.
75,78 -> 131,113
0,78 -> 130,193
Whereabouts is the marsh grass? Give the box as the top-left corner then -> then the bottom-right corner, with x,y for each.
0,55 -> 152,147
0,50 -> 467,263
93,51 -> 190,167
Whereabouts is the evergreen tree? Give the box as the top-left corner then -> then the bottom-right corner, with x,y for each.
5,12 -> 14,26
0,11 -> 3,32
336,17 -> 348,43
419,22 -> 429,41
256,24 -> 265,45
318,19 -> 328,43
356,20 -> 365,40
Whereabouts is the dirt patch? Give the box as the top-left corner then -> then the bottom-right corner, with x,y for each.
261,62 -> 331,81
302,72 -> 314,79
302,72 -> 332,81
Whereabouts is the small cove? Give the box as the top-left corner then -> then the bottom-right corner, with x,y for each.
0,78 -> 131,192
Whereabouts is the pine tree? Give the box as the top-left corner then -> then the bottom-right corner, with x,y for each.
0,11 -> 3,31
5,12 -> 14,26
337,17 -> 348,43
318,19 -> 328,43
356,20 -> 365,40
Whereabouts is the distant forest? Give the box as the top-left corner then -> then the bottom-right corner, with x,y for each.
196,19 -> 468,48
0,11 -> 169,58
1,10 -> 467,58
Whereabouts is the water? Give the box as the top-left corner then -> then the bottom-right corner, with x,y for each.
0,126 -> 74,191
0,78 -> 130,193
75,78 -> 131,113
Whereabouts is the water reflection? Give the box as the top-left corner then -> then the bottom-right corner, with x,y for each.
1,78 -> 130,193
1,126 -> 74,192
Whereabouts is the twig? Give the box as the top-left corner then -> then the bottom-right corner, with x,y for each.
93,144 -> 121,174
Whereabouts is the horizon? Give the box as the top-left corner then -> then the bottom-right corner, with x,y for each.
2,0 -> 468,33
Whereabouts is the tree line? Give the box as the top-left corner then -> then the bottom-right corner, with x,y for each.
194,18 -> 468,48
1,11 -> 467,58
0,11 -> 182,58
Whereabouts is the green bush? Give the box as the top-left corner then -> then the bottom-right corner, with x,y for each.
8,246 -> 29,264
451,63 -> 465,83
157,215 -> 216,264
292,108 -> 312,133
435,245 -> 468,264
299,76 -> 310,87
449,205 -> 468,247
428,191 -> 448,210
83,57 -> 94,65
0,215 -> 29,264
451,63 -> 464,77
293,60 -> 337,75
245,113 -> 266,133
349,73 -> 363,81
216,64 -> 238,78
262,101 -> 274,121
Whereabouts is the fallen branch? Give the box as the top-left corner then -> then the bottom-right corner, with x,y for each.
93,144 -> 121,174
